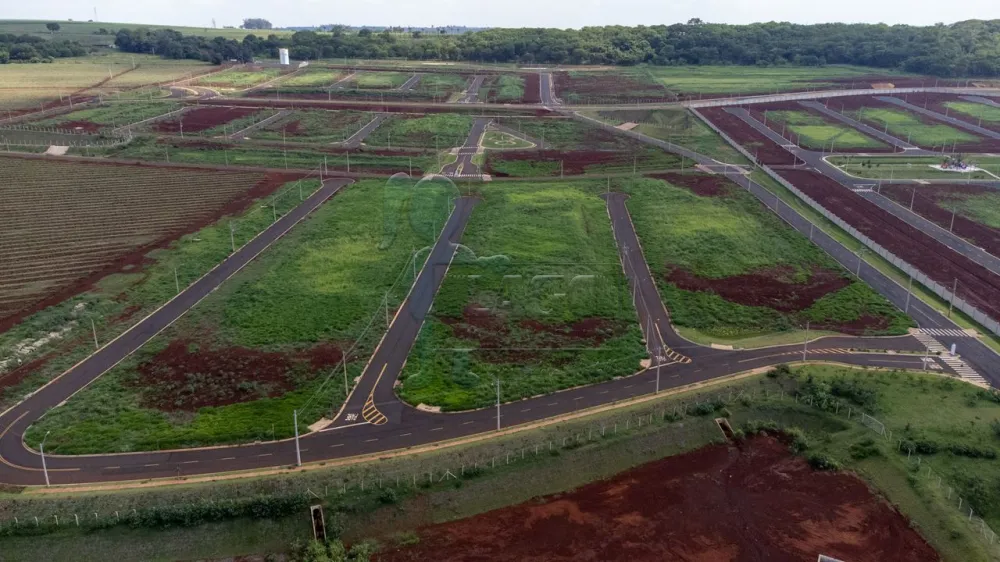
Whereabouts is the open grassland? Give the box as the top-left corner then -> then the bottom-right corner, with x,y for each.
501,117 -> 635,151
591,107 -> 749,164
353,72 -> 412,89
758,109 -> 885,149
486,148 -> 686,178
942,191 -> 1000,229
850,107 -> 980,147
0,157 -> 267,333
414,73 -> 468,99
194,68 -> 284,89
251,109 -> 375,144
21,179 -> 455,453
366,113 -> 474,148
828,155 -> 1000,180
275,69 -> 343,88
554,69 -> 668,104
103,61 -> 216,87
486,74 -> 525,103
943,101 -> 1000,123
481,130 -> 534,149
0,20 -> 290,46
649,65 -> 897,94
625,175 -> 912,340
30,101 -> 180,131
398,180 -> 645,411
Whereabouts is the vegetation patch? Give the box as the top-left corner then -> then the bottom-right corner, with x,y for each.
251,109 -> 375,144
752,108 -> 886,149
592,107 -> 748,164
486,74 -> 525,103
366,113 -> 475,148
486,148 -> 684,177
30,101 -> 179,131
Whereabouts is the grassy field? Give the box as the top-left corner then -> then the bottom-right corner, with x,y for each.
5,366 -> 998,562
414,73 -> 468,100
760,109 -> 885,149
251,109 -> 375,144
486,148 -> 686,178
828,155 -> 1000,180
353,72 -> 412,89
850,107 -> 980,147
624,175 -> 912,339
649,65 -> 906,94
481,130 -> 534,149
22,179 -> 454,453
194,68 -> 284,89
397,180 -> 645,411
503,117 -> 630,150
0,20 -> 292,46
942,191 -> 1000,229
942,101 -> 1000,123
590,107 -> 749,164
31,101 -> 180,129
488,74 -> 525,102
275,69 -> 343,87
365,113 -> 474,148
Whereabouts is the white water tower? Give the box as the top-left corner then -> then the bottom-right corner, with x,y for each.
279,48 -> 290,65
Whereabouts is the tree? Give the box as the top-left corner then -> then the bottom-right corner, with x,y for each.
241,18 -> 273,30
0,49 -> 8,64
46,23 -> 61,33
358,28 -> 372,38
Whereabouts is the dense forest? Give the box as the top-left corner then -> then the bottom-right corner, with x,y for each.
0,33 -> 87,63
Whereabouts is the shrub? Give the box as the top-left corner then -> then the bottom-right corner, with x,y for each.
807,453 -> 841,471
992,419 -> 1000,439
742,419 -> 780,435
948,444 -> 997,459
849,438 -> 881,460
378,487 -> 398,505
766,364 -> 791,378
901,439 -> 939,455
786,427 -> 810,453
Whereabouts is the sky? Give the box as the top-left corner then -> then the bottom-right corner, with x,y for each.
6,0 -> 999,29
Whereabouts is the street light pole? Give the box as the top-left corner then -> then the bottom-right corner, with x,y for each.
802,322 -> 810,362
293,410 -> 302,467
40,431 -> 51,487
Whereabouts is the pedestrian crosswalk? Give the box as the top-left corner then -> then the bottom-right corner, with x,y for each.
916,328 -> 976,338
851,185 -> 875,193
912,330 -> 989,387
940,355 -> 989,387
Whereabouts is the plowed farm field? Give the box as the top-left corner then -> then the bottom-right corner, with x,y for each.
0,158 -> 274,331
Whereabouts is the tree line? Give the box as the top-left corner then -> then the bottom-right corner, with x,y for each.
0,33 -> 87,64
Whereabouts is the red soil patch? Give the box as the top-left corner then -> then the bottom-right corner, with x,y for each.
667,265 -> 851,313
0,353 -> 53,393
776,168 -> 1000,321
279,119 -> 303,136
155,107 -> 260,133
522,73 -> 541,104
698,107 -> 803,166
552,72 -> 673,103
133,339 -> 344,411
377,435 -> 939,562
188,98 -> 555,117
440,306 -> 629,364
881,183 -> 1000,258
647,172 -> 734,197
485,150 -> 626,177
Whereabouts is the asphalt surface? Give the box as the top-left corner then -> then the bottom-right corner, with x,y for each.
962,95 -> 1000,110
398,74 -> 423,92
539,72 -> 558,106
876,96 -> 1000,141
440,118 -> 490,177
341,114 -> 389,148
458,76 -> 486,103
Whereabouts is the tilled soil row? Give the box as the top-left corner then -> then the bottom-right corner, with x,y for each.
699,107 -> 804,165
881,183 -> 1000,258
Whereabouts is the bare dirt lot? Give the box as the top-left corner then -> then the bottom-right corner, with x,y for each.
698,107 -> 803,165
881,183 -> 1000,257
154,106 -> 261,133
377,435 -> 939,562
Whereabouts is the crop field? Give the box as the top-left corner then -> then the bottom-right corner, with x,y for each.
697,107 -> 803,165
250,110 -> 376,144
152,106 -> 274,135
365,113 -> 475,148
0,157 -> 269,329
776,168 -> 1000,322
485,148 -> 686,177
591,108 -> 748,164
485,74 -> 525,103
193,68 -> 285,89
397,180 -> 645,411
626,174 -> 912,340
748,106 -> 887,150
496,117 -> 638,151
22,178 -> 455,453
828,155 -> 1000,181
554,69 -> 670,104
0,59 -> 133,110
100,137 -> 437,174
28,101 -> 180,132
880,184 -> 1000,257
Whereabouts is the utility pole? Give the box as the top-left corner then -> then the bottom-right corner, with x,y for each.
949,207 -> 957,232
802,322 -> 810,362
90,318 -> 99,349
39,431 -> 52,486
293,410 -> 302,467
948,278 -> 958,318
905,276 -> 913,312
229,222 -> 236,253
495,376 -> 501,431
174,267 -> 180,294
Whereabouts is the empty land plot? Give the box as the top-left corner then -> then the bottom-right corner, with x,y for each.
591,107 -> 749,164
748,106 -> 887,150
647,65 -> 890,97
554,70 -> 669,104
944,100 -> 1000,124
193,68 -> 284,89
153,106 -> 272,134
698,107 -> 803,165
414,73 -> 469,100
0,158 -> 267,327
22,179 -> 452,453
485,148 -> 685,178
880,183 -> 1000,257
250,110 -> 376,143
485,74 -> 525,103
366,113 -> 475,148
103,62 -> 216,87
776,168 -> 1000,321
0,60 -> 129,110
273,69 -> 344,88
626,174 -> 912,341
29,101 -> 180,132
832,100 -> 982,148
397,180 -> 645,411
351,72 -> 412,89
481,130 -> 534,150
828,155 -> 1000,180
501,117 -> 637,150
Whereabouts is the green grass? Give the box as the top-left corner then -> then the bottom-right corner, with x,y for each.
481,130 -> 534,150
397,180 -> 645,411
648,64 -> 905,94
0,20 -> 292,46
942,101 -> 1000,123
501,117 -> 628,150
488,74 -> 525,102
22,179 -> 458,453
941,191 -> 1000,229
623,175 -> 911,339
251,109 -> 375,144
277,69 -> 343,87
31,101 -> 179,129
366,113 -> 474,149
590,107 -> 749,164
194,68 -> 283,89
486,148 -> 686,178
414,73 -> 468,99
850,107 -> 981,147
353,72 -> 412,89
761,110 -> 885,149
828,155 -> 1000,180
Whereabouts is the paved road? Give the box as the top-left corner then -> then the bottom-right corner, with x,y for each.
440,118 -> 490,177
877,96 -> 1000,141
962,95 -> 1000,110
457,76 -> 486,103
726,107 -> 1000,278
341,114 -> 389,148
539,72 -> 558,106
398,74 -> 422,92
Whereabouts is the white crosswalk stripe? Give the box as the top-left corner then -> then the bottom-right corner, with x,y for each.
917,328 -> 975,338
912,331 -> 989,388
851,186 -> 874,193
